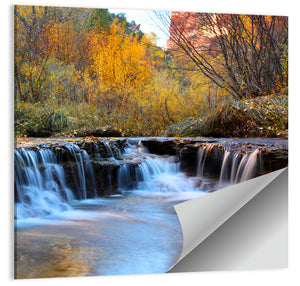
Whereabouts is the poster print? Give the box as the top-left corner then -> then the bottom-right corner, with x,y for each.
14,4 -> 288,279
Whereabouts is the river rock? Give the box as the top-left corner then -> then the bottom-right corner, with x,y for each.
141,137 -> 288,178
15,136 -> 288,200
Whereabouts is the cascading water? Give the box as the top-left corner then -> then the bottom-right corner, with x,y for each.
219,150 -> 233,186
117,164 -> 133,190
14,143 -> 100,219
14,148 -> 74,219
117,144 -> 197,196
63,144 -> 96,199
15,140 -> 263,220
14,140 -> 207,277
14,137 -> 271,278
196,144 -> 261,189
133,156 -> 181,191
236,149 -> 261,182
196,144 -> 215,177
102,140 -> 115,159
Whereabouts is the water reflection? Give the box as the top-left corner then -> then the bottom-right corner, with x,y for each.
15,193 -> 195,278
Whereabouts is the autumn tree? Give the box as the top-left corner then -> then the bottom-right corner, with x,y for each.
155,12 -> 288,99
14,5 -> 51,101
91,20 -> 152,108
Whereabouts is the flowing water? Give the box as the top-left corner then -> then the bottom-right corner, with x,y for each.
14,138 -> 262,278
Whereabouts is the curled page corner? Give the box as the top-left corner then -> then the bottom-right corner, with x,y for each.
169,167 -> 288,271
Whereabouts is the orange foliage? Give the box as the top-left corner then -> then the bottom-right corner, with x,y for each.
90,20 -> 152,105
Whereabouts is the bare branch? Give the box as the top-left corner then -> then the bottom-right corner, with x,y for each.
156,11 -> 288,98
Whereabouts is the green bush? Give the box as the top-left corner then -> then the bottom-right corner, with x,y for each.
40,110 -> 69,133
14,103 -> 70,137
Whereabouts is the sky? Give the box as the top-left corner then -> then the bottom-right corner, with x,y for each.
109,8 -> 170,48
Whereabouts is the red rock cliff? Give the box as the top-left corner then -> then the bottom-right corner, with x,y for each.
167,12 -> 218,54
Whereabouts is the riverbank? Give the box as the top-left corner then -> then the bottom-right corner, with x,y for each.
166,94 -> 288,139
14,94 -> 288,139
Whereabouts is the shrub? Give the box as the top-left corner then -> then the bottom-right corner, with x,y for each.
166,94 -> 288,138
40,110 -> 69,133
14,103 -> 70,137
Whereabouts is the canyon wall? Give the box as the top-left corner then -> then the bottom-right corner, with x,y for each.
167,12 -> 219,54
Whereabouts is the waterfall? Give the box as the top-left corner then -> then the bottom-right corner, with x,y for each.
135,156 -> 179,182
118,164 -> 133,190
14,139 -> 264,220
237,149 -> 260,183
230,153 -> 242,182
196,144 -> 215,177
14,143 -> 99,219
102,140 -> 115,159
218,149 -> 261,189
196,144 -> 261,189
118,155 -> 187,194
63,144 -> 96,199
219,150 -> 233,186
14,148 -> 74,219
93,142 -> 101,159
136,162 -> 152,183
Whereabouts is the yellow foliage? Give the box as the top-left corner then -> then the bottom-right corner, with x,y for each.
16,7 -> 286,137
91,21 -> 152,105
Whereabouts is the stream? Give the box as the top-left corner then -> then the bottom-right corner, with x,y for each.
14,137 -> 286,278
15,140 -> 209,278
